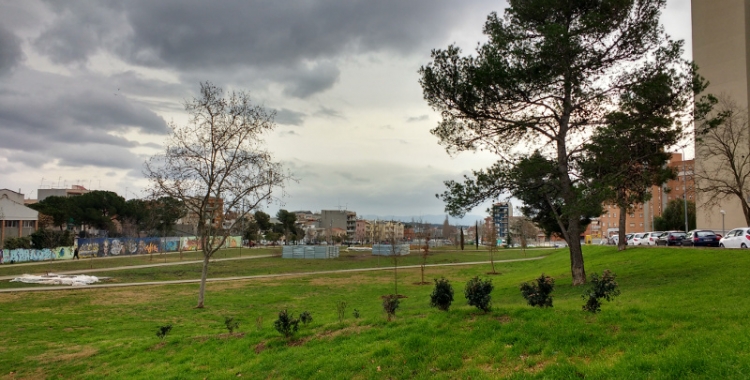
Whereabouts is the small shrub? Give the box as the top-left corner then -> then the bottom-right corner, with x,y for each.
224,316 -> 240,333
465,276 -> 493,312
352,309 -> 360,319
430,277 -> 454,311
273,309 -> 299,339
156,324 -> 172,340
336,301 -> 347,323
382,295 -> 400,321
299,311 -> 312,325
520,274 -> 555,308
582,270 -> 621,313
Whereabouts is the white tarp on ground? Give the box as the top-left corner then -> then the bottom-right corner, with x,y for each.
10,273 -> 100,286
347,247 -> 372,252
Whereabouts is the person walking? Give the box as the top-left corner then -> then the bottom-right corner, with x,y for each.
73,247 -> 80,260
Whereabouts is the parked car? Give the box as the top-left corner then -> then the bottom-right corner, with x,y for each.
719,228 -> 750,248
626,233 -> 637,245
656,231 -> 687,246
630,232 -> 648,245
682,230 -> 721,247
645,231 -> 665,246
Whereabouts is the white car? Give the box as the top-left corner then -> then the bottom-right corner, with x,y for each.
626,233 -> 637,245
719,228 -> 750,248
631,233 -> 648,245
645,231 -> 665,246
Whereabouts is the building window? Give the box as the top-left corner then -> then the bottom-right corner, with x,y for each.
22,220 -> 35,228
4,220 -> 19,228
630,223 -> 635,227
639,223 -> 643,227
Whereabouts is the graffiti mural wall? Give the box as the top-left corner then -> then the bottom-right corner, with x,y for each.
0,236 -> 242,264
0,247 -> 73,264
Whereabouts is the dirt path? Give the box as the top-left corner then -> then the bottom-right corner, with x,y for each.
0,256 -> 545,293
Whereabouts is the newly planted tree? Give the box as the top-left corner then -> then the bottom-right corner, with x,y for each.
421,0 -> 712,285
145,82 -> 288,308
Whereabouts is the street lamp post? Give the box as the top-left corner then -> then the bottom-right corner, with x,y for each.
720,210 -> 726,237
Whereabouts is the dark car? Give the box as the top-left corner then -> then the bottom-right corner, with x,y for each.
657,231 -> 687,246
681,230 -> 721,247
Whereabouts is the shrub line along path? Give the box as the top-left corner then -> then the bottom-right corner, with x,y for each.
0,256 -> 545,293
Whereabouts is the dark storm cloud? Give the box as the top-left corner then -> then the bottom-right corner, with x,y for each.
0,26 -> 24,75
274,108 -> 306,126
0,68 -> 168,168
32,0 -> 484,96
281,61 -> 340,98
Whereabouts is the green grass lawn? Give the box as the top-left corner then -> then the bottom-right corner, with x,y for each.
1,245 -> 748,379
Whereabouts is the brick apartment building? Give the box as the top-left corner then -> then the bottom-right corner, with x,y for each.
597,153 -> 694,236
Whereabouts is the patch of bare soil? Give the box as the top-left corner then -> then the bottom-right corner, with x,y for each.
31,345 -> 98,363
5,367 -> 47,380
308,275 -> 389,286
286,337 -> 310,347
149,342 -> 167,351
379,294 -> 408,299
486,271 -> 502,275
496,315 -> 512,324
315,325 -> 371,341
412,281 -> 430,285
254,341 -> 267,354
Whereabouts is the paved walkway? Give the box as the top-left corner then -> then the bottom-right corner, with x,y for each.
0,256 -> 545,293
0,254 -> 276,280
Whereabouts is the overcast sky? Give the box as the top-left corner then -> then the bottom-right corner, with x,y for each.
0,0 -> 693,220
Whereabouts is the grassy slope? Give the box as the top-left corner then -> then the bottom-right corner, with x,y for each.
1,246 -> 749,379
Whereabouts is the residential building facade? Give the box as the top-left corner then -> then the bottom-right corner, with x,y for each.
692,0 -> 750,231
0,189 -> 39,248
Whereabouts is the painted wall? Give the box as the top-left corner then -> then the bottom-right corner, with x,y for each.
0,247 -> 73,264
0,236 -> 242,264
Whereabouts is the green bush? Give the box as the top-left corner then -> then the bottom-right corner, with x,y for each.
465,276 -> 493,312
336,301 -> 347,323
520,274 -> 555,308
582,270 -> 621,313
224,316 -> 239,333
299,311 -> 312,325
352,309 -> 360,319
273,310 -> 299,339
156,324 -> 172,341
382,295 -> 400,321
430,277 -> 454,311
30,229 -> 74,249
3,236 -> 32,250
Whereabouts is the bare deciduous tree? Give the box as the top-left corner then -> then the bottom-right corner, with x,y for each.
484,222 -> 498,274
695,96 -> 750,225
145,82 -> 289,308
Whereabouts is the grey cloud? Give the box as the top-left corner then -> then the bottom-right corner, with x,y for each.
406,115 -> 429,123
335,171 -> 370,184
282,61 -> 340,98
32,0 -> 487,97
138,142 -> 162,149
0,26 -> 24,75
0,68 -> 168,168
274,108 -> 306,126
315,107 -> 344,119
57,145 -> 144,170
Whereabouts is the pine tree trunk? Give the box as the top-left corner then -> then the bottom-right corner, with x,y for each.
564,210 -> 587,285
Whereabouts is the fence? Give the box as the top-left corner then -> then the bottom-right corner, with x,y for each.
281,246 -> 340,259
0,236 -> 243,264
